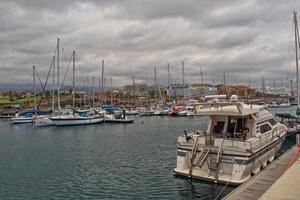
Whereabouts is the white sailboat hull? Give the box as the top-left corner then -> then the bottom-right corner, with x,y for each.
51,117 -> 104,126
11,117 -> 34,124
35,117 -> 55,127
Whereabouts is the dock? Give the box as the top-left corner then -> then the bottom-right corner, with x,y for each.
260,156 -> 300,199
223,147 -> 296,200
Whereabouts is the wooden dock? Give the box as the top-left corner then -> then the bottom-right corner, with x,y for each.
223,147 -> 296,200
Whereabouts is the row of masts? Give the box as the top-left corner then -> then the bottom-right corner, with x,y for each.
32,12 -> 300,112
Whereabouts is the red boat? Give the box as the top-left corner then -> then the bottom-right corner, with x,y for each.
168,106 -> 182,117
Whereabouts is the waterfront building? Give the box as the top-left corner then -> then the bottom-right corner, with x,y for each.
190,84 -> 218,97
265,87 -> 291,96
217,84 -> 255,97
123,84 -> 154,97
167,84 -> 190,97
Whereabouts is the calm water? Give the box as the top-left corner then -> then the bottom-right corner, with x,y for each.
0,116 -> 236,200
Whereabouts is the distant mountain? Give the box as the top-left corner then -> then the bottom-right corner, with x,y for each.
0,82 -> 122,92
0,83 -> 33,92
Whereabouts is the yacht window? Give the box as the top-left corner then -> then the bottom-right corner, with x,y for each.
236,118 -> 246,132
260,123 -> 272,134
213,121 -> 225,134
227,118 -> 236,134
269,118 -> 277,126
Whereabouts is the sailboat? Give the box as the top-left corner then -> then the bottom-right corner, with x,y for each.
10,111 -> 35,124
34,39 -> 58,127
50,50 -> 104,126
275,12 -> 300,134
11,67 -> 38,125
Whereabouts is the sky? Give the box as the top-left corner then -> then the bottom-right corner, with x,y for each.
0,0 -> 299,88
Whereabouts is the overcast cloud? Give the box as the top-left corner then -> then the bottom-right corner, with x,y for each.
0,0 -> 299,88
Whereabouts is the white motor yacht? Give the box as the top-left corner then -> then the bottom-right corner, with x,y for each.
178,106 -> 196,116
174,102 -> 287,185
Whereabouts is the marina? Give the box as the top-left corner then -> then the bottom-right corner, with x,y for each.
0,107 -> 297,199
1,1 -> 300,199
0,115 -> 234,200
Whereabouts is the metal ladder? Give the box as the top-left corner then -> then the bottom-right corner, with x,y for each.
209,139 -> 224,181
193,148 -> 211,167
189,136 -> 211,177
188,136 -> 200,177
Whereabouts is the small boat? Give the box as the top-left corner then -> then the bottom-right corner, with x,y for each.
268,101 -> 291,108
278,102 -> 291,108
125,110 -> 140,115
177,106 -> 196,116
154,109 -> 169,116
275,113 -> 300,135
177,110 -> 188,116
169,106 -> 183,117
139,110 -> 155,116
105,111 -> 134,123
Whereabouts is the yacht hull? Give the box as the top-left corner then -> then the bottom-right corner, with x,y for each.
174,136 -> 286,185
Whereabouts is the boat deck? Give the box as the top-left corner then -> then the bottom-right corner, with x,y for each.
223,147 -> 295,200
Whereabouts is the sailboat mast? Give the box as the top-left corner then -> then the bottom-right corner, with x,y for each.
248,77 -> 251,88
200,66 -> 203,84
167,62 -> 170,86
110,77 -> 113,105
294,11 -> 299,106
52,56 -> 55,115
167,63 -> 170,102
93,76 -> 95,108
57,38 -> 60,111
154,67 -> 157,103
182,61 -> 185,86
33,66 -> 37,117
101,59 -> 104,93
83,78 -> 86,106
72,50 -> 75,109
182,61 -> 185,99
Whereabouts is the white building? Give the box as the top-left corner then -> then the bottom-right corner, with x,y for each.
167,83 -> 218,98
167,84 -> 190,97
190,85 -> 218,97
265,87 -> 291,96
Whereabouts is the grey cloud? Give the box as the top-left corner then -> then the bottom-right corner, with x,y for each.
0,0 -> 299,88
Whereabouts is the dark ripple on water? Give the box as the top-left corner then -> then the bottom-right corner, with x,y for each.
0,117 -> 238,200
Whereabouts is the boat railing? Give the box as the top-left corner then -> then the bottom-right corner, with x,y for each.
178,125 -> 286,152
